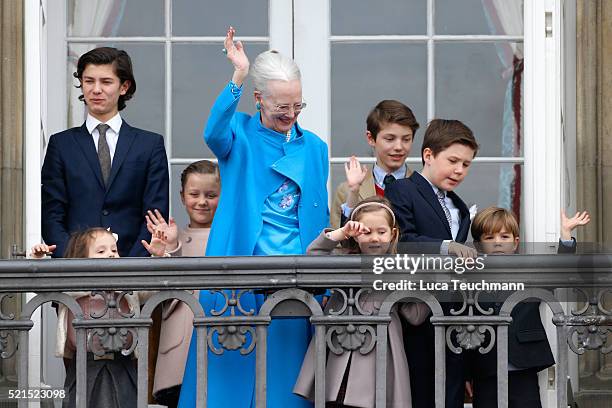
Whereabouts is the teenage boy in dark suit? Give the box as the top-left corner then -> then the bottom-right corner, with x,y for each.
42,47 -> 169,257
385,119 -> 480,407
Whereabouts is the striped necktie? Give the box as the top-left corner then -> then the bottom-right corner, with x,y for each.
436,189 -> 452,229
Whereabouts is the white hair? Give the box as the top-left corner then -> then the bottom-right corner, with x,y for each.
250,50 -> 301,94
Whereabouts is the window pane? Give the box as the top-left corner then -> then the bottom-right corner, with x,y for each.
68,0 -> 164,37
435,0 -> 524,35
67,43 -> 165,137
171,164 -> 190,230
172,0 -> 268,36
331,43 -> 427,158
172,43 -> 269,159
454,162 -> 523,228
331,0 -> 426,35
435,42 -> 523,157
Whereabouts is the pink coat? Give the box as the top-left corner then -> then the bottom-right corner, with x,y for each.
293,231 -> 430,408
152,227 -> 210,394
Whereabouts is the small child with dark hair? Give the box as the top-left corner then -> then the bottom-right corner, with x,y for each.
331,100 -> 420,228
466,206 -> 589,408
30,228 -> 166,408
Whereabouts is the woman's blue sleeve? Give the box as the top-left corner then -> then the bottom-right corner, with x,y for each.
203,82 -> 242,159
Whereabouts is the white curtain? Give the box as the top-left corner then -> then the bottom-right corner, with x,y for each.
68,0 -> 126,127
482,0 -> 524,220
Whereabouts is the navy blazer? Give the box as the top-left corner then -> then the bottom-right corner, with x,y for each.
469,239 -> 575,379
386,171 -> 472,408
41,121 -> 169,257
385,171 -> 471,249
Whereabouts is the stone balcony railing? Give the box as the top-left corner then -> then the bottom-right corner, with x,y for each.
0,253 -> 611,408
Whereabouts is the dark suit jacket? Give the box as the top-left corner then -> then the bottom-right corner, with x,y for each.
468,301 -> 555,381
41,121 -> 169,257
470,238 -> 575,380
385,171 -> 471,251
385,171 -> 472,407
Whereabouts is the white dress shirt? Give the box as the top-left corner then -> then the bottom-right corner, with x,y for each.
420,173 -> 461,254
86,113 -> 123,164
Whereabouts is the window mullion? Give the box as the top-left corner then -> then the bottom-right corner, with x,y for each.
427,0 -> 435,122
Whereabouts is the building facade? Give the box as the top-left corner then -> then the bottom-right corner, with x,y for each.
1,0 -> 611,406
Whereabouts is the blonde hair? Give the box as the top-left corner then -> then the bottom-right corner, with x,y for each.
471,206 -> 519,242
346,196 -> 400,254
250,50 -> 301,94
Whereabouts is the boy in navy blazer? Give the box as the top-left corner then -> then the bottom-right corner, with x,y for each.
385,119 -> 480,407
467,206 -> 589,407
42,47 -> 169,257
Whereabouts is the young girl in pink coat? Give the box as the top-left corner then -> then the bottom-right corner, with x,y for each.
293,196 -> 430,408
30,228 -> 165,408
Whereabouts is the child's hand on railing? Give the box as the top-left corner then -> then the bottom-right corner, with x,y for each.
30,243 -> 56,259
448,241 -> 478,259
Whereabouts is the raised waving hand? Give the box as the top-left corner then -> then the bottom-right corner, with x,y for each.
224,26 -> 250,86
560,209 -> 590,241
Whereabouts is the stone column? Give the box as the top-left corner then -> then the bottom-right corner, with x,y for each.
576,0 -> 612,383
595,0 -> 612,382
0,0 -> 23,384
0,0 -> 24,258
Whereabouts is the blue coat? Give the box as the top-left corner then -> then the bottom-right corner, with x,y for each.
205,84 -> 330,257
41,121 -> 169,257
179,83 -> 329,408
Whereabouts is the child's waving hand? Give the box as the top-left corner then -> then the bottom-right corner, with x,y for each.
142,228 -> 169,257
561,209 -> 591,241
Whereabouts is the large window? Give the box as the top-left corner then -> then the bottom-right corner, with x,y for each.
319,0 -> 525,222
43,0 -> 564,235
51,0 -> 273,228
30,0 -> 573,403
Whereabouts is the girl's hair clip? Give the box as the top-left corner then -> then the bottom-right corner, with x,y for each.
106,227 -> 119,242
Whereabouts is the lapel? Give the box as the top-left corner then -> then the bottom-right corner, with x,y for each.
358,169 -> 376,200
73,124 -> 105,189
410,172 -> 452,236
106,121 -> 137,191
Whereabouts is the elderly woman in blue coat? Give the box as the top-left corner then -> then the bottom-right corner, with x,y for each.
178,27 -> 329,408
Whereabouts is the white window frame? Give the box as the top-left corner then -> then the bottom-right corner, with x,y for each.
296,0 -> 528,201
294,4 -> 569,406
25,0 -> 574,403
